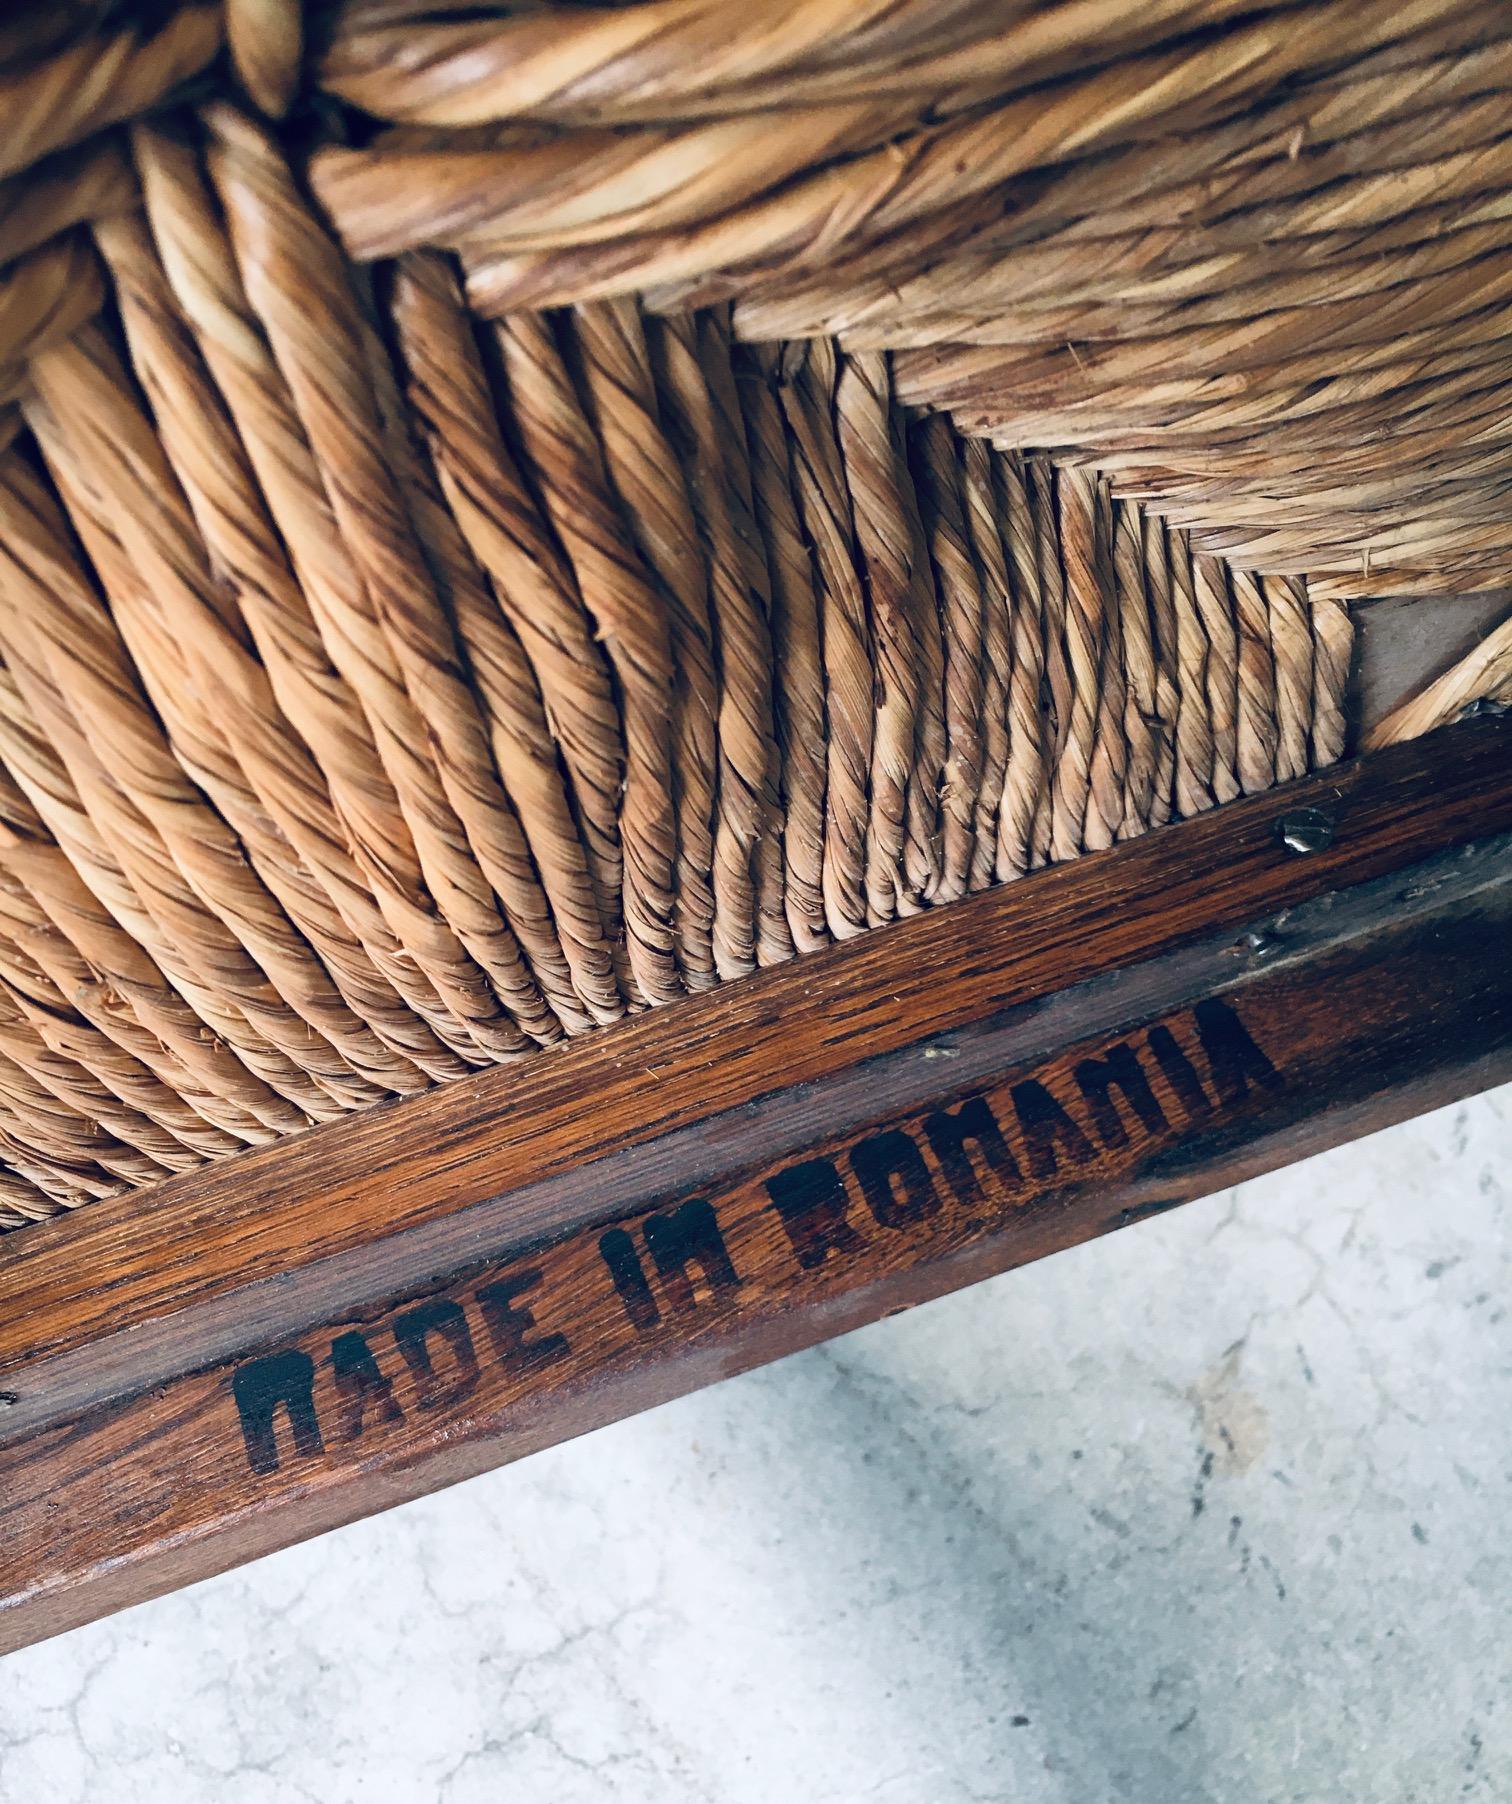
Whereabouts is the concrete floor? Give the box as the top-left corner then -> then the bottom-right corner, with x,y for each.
1,1084 -> 1508,1802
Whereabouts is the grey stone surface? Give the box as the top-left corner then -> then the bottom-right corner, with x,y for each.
1,1086 -> 1508,1803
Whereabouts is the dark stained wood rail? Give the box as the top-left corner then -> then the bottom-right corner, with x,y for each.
0,717 -> 1508,1652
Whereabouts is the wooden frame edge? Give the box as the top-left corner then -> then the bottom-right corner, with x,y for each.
0,718 -> 1508,1651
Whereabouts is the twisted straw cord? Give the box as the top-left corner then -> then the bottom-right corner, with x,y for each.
730,18 -> 1512,339
958,343 -> 1512,457
1113,500 -> 1160,836
26,310 -> 438,1099
0,234 -> 107,376
0,6 -> 222,183
443,0 -> 1467,314
691,317 -> 794,969
0,873 -> 246,1160
387,268 -> 627,1023
1312,564 -> 1512,605
0,990 -> 188,1177
994,455 -> 1047,881
568,299 -> 719,991
493,307 -> 679,1004
18,379 -> 405,1117
319,0 -> 1269,126
0,634 -> 320,1131
1139,517 -> 1181,829
816,214 -> 1512,357
0,1054 -> 156,1191
0,1104 -> 125,1205
1266,576 -> 1316,784
0,1167 -> 64,1229
226,0 -> 303,119
835,352 -> 935,921
894,254 -> 1512,408
1190,557 -> 1243,805
772,341 -> 872,942
958,440 -> 1012,894
894,414 -> 949,914
0,750 -> 46,842
921,11 -> 1508,271
915,416 -> 986,904
1143,462 -> 1512,534
0,137 -> 156,269
0,817 -> 281,1144
894,205 -> 1512,354
132,121 -> 516,1066
1090,386 -> 1512,488
390,258 -> 623,1026
1142,515 -> 1508,581
1228,568 -> 1281,795
91,208 -> 465,1083
205,104 -> 553,1053
356,267 -> 595,1036
1085,478 -> 1128,854
1050,467 -> 1102,861
1028,464 -> 1070,864
740,345 -> 828,955
312,100 -> 918,265
1048,118 -> 1512,259
0,1122 -> 115,1210
1166,527 -> 1218,819
0,3 -> 1486,1219
1311,599 -> 1354,766
0,451 -> 358,1119
649,313 -> 790,975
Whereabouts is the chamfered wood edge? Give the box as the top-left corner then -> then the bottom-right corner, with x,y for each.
0,717 -> 1509,1442
0,836 -> 1507,1654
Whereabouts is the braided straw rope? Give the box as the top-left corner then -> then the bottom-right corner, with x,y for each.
2,0 -> 1508,1221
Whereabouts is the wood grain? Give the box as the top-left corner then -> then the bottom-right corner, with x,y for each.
0,720 -> 1507,1651
2,719 -> 1508,1437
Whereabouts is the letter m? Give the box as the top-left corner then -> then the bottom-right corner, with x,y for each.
231,1349 -> 323,1476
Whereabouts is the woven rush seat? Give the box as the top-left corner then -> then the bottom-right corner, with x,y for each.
0,0 -> 1507,1227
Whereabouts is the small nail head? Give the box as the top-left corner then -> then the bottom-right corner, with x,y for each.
1278,807 -> 1334,855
